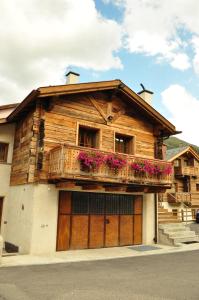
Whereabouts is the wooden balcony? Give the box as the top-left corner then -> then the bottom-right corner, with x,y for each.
174,166 -> 199,177
48,145 -> 172,188
167,192 -> 199,207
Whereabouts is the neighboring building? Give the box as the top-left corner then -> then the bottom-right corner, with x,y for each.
159,146 -> 199,223
1,73 -> 178,254
0,104 -> 18,236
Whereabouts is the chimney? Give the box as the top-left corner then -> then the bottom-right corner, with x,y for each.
65,71 -> 80,84
138,83 -> 153,105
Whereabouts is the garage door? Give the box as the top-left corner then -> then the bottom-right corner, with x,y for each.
57,191 -> 143,251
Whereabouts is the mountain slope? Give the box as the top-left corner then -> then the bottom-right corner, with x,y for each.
165,137 -> 199,153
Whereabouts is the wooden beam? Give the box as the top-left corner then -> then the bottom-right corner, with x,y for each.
82,183 -> 104,191
56,181 -> 77,189
111,108 -> 125,123
105,185 -> 127,192
89,96 -> 107,122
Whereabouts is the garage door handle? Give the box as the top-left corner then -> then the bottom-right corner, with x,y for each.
105,219 -> 110,224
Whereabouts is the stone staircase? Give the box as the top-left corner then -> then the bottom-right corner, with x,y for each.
158,223 -> 199,246
158,206 -> 180,224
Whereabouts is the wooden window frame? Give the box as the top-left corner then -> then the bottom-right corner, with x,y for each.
114,132 -> 135,155
0,142 -> 9,163
77,124 -> 100,149
174,159 -> 180,167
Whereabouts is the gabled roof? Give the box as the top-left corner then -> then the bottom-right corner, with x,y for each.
6,79 -> 178,136
0,103 -> 19,124
166,146 -> 199,162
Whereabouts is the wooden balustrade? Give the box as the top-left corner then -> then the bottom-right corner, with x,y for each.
174,166 -> 199,176
167,192 -> 199,207
48,144 -> 173,187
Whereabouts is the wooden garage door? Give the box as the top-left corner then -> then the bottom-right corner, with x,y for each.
57,191 -> 143,251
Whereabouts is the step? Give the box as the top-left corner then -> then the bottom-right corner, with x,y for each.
159,220 -> 181,224
159,220 -> 180,225
159,223 -> 185,229
172,236 -> 199,244
168,231 -> 196,238
163,227 -> 190,233
159,217 -> 180,221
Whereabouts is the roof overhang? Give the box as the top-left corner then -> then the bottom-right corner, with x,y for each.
168,146 -> 199,162
0,103 -> 19,124
7,79 -> 178,135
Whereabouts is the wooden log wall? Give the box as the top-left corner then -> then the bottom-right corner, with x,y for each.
10,107 -> 40,185
39,92 -> 155,181
10,91 -> 157,184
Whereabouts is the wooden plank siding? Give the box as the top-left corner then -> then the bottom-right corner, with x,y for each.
10,107 -> 40,185
160,151 -> 199,207
10,91 -> 159,185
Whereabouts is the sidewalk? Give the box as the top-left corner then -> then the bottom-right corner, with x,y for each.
1,242 -> 199,268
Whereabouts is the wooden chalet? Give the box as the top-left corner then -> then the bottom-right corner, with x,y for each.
159,146 -> 199,223
1,73 -> 178,254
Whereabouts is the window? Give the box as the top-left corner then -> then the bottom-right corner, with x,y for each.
115,134 -> 133,154
0,143 -> 8,163
72,192 -> 134,215
78,126 -> 99,148
196,184 -> 199,192
174,159 -> 180,167
184,159 -> 189,166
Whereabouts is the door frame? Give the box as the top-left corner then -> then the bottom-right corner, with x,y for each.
0,197 -> 4,232
57,191 -> 143,251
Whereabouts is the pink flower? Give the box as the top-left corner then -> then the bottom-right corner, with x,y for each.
105,154 -> 126,173
78,151 -> 105,172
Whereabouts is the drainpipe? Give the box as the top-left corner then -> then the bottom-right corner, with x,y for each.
154,193 -> 158,243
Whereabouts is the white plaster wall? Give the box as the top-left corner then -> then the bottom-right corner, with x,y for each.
142,193 -> 155,244
0,123 -> 15,237
4,184 -> 35,253
4,183 -> 58,254
30,184 -> 58,254
0,123 -> 15,164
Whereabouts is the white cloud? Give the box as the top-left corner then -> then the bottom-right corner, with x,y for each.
192,36 -> 199,74
0,0 -> 122,104
161,84 -> 199,145
110,0 -> 199,72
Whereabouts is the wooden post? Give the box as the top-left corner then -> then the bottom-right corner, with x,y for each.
60,144 -> 65,177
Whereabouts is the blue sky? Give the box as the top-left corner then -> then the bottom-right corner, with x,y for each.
1,0 -> 199,144
72,0 -> 199,119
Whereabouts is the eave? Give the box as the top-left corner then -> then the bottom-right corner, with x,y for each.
168,146 -> 199,162
7,79 -> 178,135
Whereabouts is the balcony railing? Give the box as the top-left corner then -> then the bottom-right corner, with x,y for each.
48,144 -> 172,187
167,192 -> 199,207
174,166 -> 199,176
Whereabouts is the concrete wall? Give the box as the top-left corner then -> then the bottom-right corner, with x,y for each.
142,193 -> 155,244
4,184 -> 59,254
0,123 -> 15,237
31,184 -> 58,254
4,184 -> 35,253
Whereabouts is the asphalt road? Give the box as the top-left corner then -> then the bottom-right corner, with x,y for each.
0,250 -> 199,300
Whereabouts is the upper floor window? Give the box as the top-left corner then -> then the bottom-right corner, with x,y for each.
0,142 -> 8,163
78,126 -> 99,148
115,134 -> 133,154
174,159 -> 180,167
